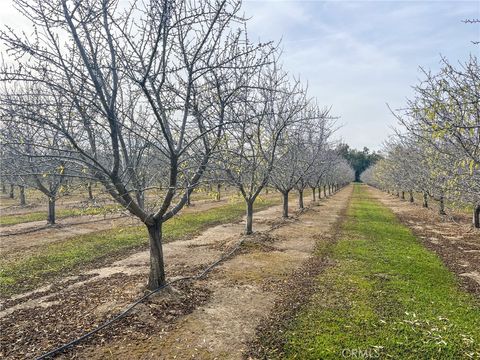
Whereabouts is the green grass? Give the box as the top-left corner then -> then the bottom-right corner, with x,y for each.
0,197 -> 279,296
0,205 -> 123,226
280,184 -> 480,359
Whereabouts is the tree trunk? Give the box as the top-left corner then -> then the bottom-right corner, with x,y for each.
282,191 -> 289,218
298,189 -> 304,209
409,191 -> 414,203
422,192 -> 428,208
473,205 -> 480,229
48,197 -> 56,224
216,183 -> 221,201
246,200 -> 254,235
9,183 -> 14,199
136,190 -> 145,209
1,182 -> 5,193
186,190 -> 191,207
312,187 -> 316,202
147,220 -> 166,290
87,182 -> 94,200
401,191 -> 405,200
328,184 -> 331,196
19,185 -> 26,206
324,185 -> 327,198
318,186 -> 322,199
439,196 -> 446,215
265,187 -> 269,195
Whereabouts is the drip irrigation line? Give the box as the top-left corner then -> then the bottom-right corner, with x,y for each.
34,237 -> 246,360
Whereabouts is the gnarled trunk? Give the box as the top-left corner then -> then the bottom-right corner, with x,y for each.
147,219 -> 166,290
409,191 -> 414,203
474,205 -> 480,229
282,191 -> 289,218
246,200 -> 254,235
422,192 -> 428,208
48,197 -> 56,224
19,185 -> 26,206
298,189 -> 304,209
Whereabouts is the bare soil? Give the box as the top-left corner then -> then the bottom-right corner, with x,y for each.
368,187 -> 480,297
0,198 -> 234,262
0,188 -> 352,359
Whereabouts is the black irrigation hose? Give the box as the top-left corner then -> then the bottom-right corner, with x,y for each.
34,237 -> 246,360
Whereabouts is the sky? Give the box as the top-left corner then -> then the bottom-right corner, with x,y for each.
0,0 -> 478,151
240,0 -> 480,150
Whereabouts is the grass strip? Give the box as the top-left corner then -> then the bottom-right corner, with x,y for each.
0,197 -> 279,296
0,205 -> 123,227
280,184 -> 480,359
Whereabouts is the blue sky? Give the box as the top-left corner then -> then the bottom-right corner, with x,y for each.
242,0 -> 480,150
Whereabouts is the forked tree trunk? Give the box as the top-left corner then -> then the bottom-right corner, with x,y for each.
147,219 -> 166,290
298,189 -> 304,209
311,187 -> 316,202
48,197 -> 56,224
422,192 -> 428,208
19,185 -> 26,206
246,200 -> 254,235
401,191 -> 405,200
474,205 -> 480,229
216,183 -> 221,201
282,191 -> 289,218
439,196 -> 446,215
9,183 -> 14,199
409,191 -> 414,203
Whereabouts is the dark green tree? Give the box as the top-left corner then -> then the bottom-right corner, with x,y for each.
338,145 -> 382,182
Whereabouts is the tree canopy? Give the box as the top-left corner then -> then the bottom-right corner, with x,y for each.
338,145 -> 382,182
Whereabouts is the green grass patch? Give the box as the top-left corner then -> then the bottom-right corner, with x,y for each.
0,205 -> 123,226
0,197 -> 279,296
280,184 -> 480,359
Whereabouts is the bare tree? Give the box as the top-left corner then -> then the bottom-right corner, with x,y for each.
0,0 -> 264,289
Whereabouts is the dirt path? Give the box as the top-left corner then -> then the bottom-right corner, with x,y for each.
0,198 -> 235,261
368,186 -> 480,296
76,186 -> 352,359
0,187 -> 351,359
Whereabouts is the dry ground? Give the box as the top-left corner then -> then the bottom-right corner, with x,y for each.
369,187 -> 480,297
0,197 -> 240,263
0,187 -> 351,359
